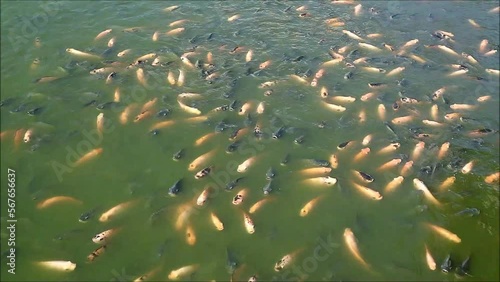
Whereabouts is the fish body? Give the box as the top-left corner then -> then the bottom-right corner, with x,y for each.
243,212 -> 255,234
99,200 -> 135,222
37,261 -> 76,271
168,179 -> 182,196
168,265 -> 199,280
344,228 -> 369,268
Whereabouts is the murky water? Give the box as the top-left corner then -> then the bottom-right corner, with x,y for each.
1,1 -> 499,281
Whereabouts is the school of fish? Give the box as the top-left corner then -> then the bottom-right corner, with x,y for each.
1,1 -> 499,281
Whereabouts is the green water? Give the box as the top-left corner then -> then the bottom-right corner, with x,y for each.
1,1 -> 499,281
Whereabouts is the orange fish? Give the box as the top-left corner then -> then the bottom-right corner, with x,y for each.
37,196 -> 82,209
74,148 -> 103,166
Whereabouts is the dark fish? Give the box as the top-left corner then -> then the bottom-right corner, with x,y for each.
280,154 -> 290,166
168,179 -> 182,196
294,135 -> 305,144
27,107 -> 43,116
156,239 -> 169,258
455,208 -> 480,217
266,167 -> 275,180
226,248 -> 238,274
0,98 -> 15,107
226,141 -> 240,153
368,82 -> 385,87
173,149 -> 184,161
384,122 -> 398,137
79,207 -> 99,223
229,100 -> 238,111
10,103 -> 29,113
440,254 -> 453,273
344,71 -> 353,80
226,177 -> 243,191
83,99 -> 97,107
455,256 -> 471,277
206,33 -> 214,40
101,47 -> 114,57
292,55 -> 305,62
156,109 -> 170,118
272,126 -> 285,139
337,141 -> 351,150
358,171 -> 374,182
244,114 -> 253,127
96,101 -> 119,110
150,129 -> 159,136
263,180 -> 273,195
149,206 -> 168,225
53,228 -> 83,241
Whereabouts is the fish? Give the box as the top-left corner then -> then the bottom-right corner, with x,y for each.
377,143 -> 400,154
74,148 -> 103,166
413,179 -> 441,206
249,198 -> 272,214
228,14 -> 240,22
119,104 -> 136,125
92,228 -> 119,243
99,200 -> 136,222
351,182 -> 383,200
246,50 -> 253,62
79,207 -> 99,223
117,49 -> 131,57
439,176 -> 455,190
211,212 -> 224,231
259,60 -> 271,69
243,212 -> 255,234
168,179 -> 182,196
440,254 -> 453,273
37,261 -> 76,271
87,245 -> 106,262
301,167 -> 333,177
189,149 -> 216,171
196,186 -> 212,206
425,245 -> 436,270
167,71 -> 176,85
134,265 -> 161,282
353,170 -> 374,183
185,225 -> 196,245
461,161 -> 474,174
96,113 -> 104,137
232,188 -> 248,205
194,132 -> 216,146
343,228 -> 370,268
237,156 -> 257,173
136,68 -> 147,86
23,128 -> 34,143
66,48 -> 101,60
485,172 -> 499,184
425,223 -> 461,243
167,264 -> 199,280
149,120 -> 175,131
178,100 -> 201,115
400,161 -> 413,176
262,180 -> 273,195
342,30 -> 364,41
164,5 -> 179,12
322,101 -> 346,112
175,203 -> 194,231
37,196 -> 82,209
300,195 -> 324,217
107,37 -> 116,47
166,27 -> 185,36
353,147 -> 370,162
177,69 -> 185,86
385,176 -> 404,193
95,28 -> 112,40
305,176 -> 337,186
377,158 -> 402,171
